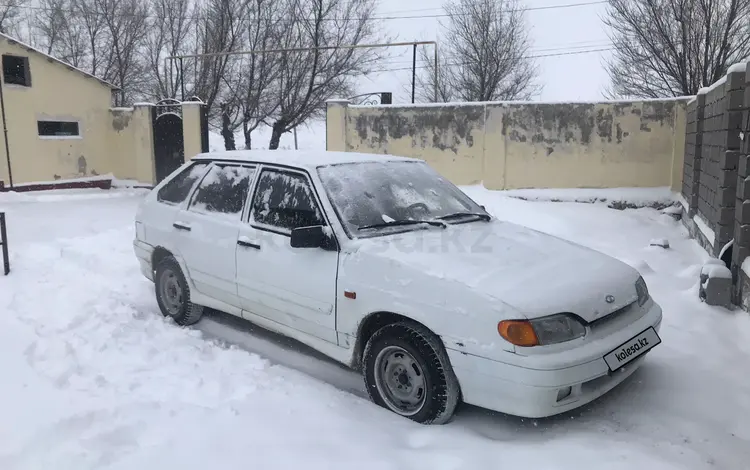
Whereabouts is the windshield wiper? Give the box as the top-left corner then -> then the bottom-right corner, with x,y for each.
436,211 -> 491,222
358,219 -> 447,231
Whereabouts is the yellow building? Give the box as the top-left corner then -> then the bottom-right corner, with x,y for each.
0,33 -> 207,189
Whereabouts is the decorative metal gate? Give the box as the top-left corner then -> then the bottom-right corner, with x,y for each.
347,92 -> 393,105
152,99 -> 185,183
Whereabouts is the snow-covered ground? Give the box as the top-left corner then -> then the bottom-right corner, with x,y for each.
1,186 -> 749,470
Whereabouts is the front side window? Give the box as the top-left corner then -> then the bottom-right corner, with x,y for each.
189,164 -> 255,217
250,169 -> 325,232
317,160 -> 487,237
157,162 -> 209,205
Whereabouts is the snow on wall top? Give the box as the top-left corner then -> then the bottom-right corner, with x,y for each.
193,149 -> 420,168
0,32 -> 119,90
347,95 -> 693,109
698,76 -> 727,95
728,62 -> 748,74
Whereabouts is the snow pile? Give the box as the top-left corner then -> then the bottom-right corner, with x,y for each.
701,259 -> 732,279
483,185 -> 675,209
0,188 -> 749,469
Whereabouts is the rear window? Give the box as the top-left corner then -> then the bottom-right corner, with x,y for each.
157,162 -> 209,204
188,165 -> 255,217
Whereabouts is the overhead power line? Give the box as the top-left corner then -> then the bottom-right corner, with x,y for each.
372,47 -> 614,74
2,0 -> 609,22
378,42 -> 613,68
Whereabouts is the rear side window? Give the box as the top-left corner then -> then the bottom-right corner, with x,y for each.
157,162 -> 209,204
250,169 -> 325,232
189,165 -> 255,217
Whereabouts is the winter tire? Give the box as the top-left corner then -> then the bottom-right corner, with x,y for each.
154,255 -> 204,326
363,321 -> 460,424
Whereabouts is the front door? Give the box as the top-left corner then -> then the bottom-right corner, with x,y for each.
236,166 -> 339,343
173,163 -> 257,308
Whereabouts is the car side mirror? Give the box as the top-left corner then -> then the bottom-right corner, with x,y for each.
480,205 -> 486,210
290,225 -> 336,251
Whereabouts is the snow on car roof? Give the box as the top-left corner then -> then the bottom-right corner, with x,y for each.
192,150 -> 420,169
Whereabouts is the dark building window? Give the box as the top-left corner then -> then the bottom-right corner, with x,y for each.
2,55 -> 31,86
37,121 -> 80,137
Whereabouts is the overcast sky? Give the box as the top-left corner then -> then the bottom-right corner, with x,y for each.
360,0 -> 613,103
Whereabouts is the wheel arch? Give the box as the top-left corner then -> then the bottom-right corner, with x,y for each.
351,311 -> 445,371
151,246 -> 174,274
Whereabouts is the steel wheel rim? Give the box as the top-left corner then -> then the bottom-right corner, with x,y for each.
373,345 -> 427,416
159,269 -> 183,316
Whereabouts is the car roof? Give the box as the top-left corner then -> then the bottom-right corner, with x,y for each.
192,149 -> 421,169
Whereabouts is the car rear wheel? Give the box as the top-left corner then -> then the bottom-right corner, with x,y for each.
363,321 -> 460,424
154,256 -> 204,326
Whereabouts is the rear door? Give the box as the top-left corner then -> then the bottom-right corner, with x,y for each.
138,161 -> 211,254
173,163 -> 257,308
236,166 -> 339,343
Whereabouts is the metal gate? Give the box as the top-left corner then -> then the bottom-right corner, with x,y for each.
152,99 -> 185,183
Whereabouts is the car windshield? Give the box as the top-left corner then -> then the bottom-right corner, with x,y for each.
317,160 -> 489,237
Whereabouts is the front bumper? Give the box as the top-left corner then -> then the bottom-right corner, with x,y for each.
447,300 -> 663,418
133,239 -> 154,282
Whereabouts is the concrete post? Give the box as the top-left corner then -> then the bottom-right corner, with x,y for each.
326,99 -> 349,152
132,103 -> 155,185
683,93 -> 705,217
182,101 -> 203,161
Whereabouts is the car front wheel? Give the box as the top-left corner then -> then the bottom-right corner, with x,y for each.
363,321 -> 460,424
154,255 -> 204,326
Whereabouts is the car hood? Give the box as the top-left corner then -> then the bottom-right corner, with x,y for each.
354,220 -> 641,322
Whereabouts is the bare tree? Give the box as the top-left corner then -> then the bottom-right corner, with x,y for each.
190,0 -> 248,149
267,0 -> 384,150
34,0 -> 75,56
416,46 -> 455,103
418,0 -> 539,103
235,0 -> 282,149
95,0 -> 149,103
0,0 -> 26,35
143,0 -> 196,100
72,0 -> 110,80
605,0 -> 750,98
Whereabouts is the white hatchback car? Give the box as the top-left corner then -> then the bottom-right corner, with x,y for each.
133,150 -> 663,424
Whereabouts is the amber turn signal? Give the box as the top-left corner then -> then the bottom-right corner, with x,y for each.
498,320 -> 540,347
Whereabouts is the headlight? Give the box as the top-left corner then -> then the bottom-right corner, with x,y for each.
530,313 -> 586,345
635,276 -> 650,306
498,313 -> 586,347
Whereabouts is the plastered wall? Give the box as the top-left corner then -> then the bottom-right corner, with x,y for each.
109,104 -> 156,184
0,38 -> 116,185
0,36 -> 204,187
327,98 -> 689,190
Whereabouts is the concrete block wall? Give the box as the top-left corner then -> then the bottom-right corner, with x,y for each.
682,67 -> 746,258
682,62 -> 750,310
734,65 -> 750,308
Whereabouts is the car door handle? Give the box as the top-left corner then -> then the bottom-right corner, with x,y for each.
237,236 -> 260,250
173,222 -> 192,231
